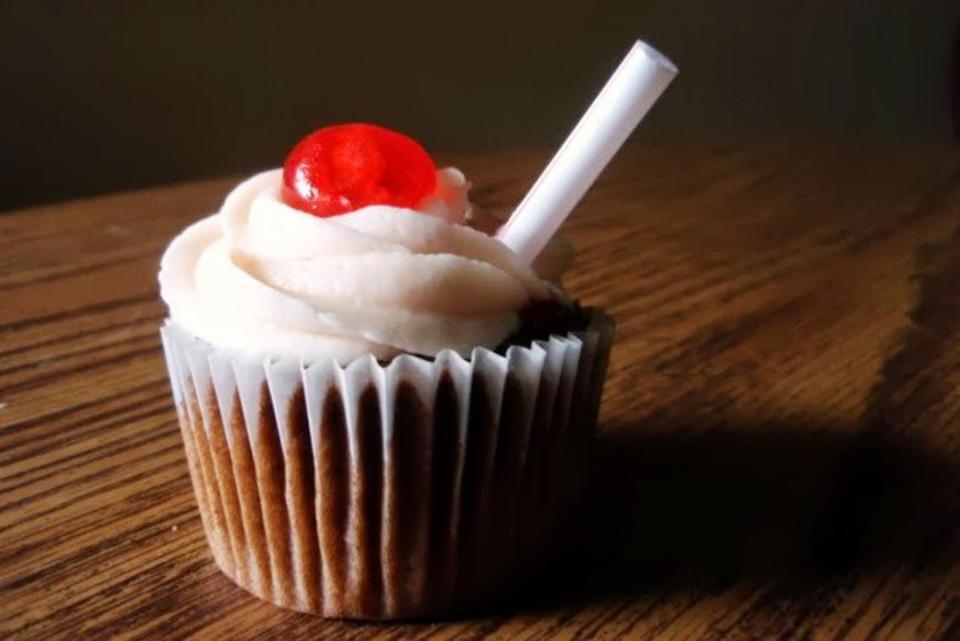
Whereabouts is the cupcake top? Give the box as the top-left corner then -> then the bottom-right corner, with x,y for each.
159,124 -> 571,362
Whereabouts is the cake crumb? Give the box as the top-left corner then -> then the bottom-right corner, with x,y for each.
171,524 -> 179,532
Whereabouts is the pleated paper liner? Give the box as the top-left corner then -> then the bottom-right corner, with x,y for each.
160,311 -> 613,619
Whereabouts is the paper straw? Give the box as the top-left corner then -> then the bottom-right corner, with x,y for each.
497,40 -> 677,263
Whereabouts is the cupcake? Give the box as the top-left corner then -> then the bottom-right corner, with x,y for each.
159,123 -> 614,619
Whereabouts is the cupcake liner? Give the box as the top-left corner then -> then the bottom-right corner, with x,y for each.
160,312 -> 614,619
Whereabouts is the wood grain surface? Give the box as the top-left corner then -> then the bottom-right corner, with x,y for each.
2,145 -> 960,640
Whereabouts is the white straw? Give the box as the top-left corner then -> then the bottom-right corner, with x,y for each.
497,40 -> 677,263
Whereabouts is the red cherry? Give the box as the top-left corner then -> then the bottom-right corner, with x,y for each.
282,123 -> 437,217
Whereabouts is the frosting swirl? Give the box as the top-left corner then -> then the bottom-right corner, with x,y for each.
160,168 -> 565,361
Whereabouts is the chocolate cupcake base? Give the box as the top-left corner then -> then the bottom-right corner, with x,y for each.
160,312 -> 613,619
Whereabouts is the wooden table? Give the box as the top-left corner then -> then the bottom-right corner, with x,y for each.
3,145 -> 959,640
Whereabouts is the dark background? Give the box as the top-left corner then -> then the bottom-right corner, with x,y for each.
1,1 -> 957,212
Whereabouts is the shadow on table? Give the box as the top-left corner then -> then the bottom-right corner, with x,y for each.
507,418 -> 960,614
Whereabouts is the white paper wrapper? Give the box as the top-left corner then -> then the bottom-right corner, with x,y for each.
160,312 -> 614,619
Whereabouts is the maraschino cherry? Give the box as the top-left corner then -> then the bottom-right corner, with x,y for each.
282,123 -> 437,217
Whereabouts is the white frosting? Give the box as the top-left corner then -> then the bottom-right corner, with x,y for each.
159,168 -> 564,362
